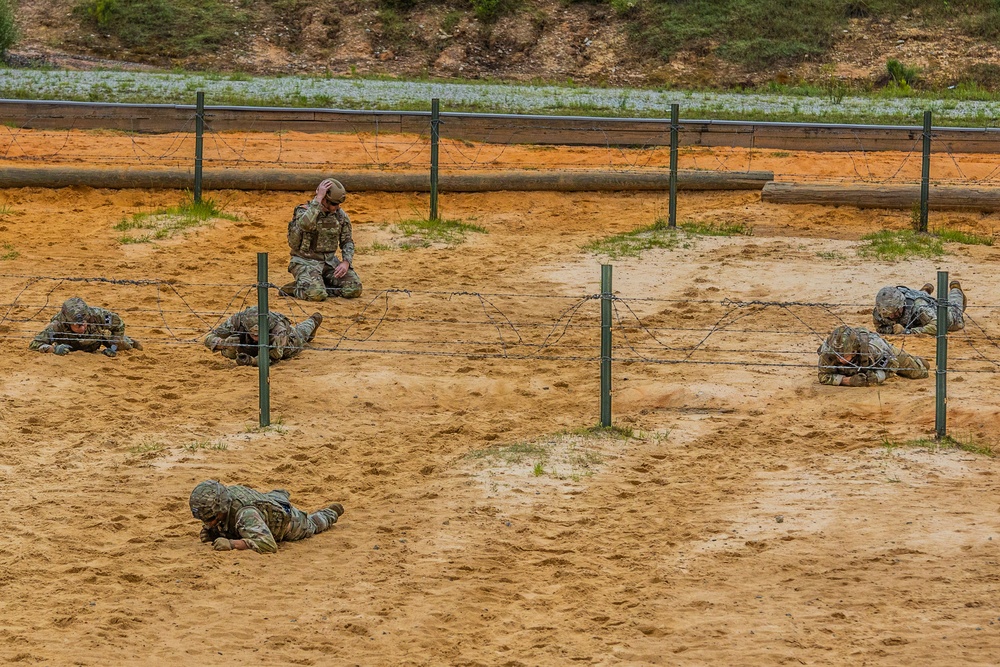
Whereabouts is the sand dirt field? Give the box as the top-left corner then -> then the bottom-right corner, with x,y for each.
1,132 -> 999,666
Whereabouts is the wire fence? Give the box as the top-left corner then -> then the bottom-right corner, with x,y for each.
2,269 -> 998,433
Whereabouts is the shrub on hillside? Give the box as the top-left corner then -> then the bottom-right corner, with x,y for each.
0,0 -> 19,57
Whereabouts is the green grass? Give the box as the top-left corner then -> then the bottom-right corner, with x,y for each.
857,230 -> 945,261
72,0 -> 247,57
183,440 -> 229,451
393,217 -> 487,247
680,220 -> 754,237
114,197 -> 237,244
816,250 -> 846,260
933,228 -> 995,246
465,441 -> 548,464
889,435 -> 995,457
582,219 -> 684,259
0,242 -> 18,260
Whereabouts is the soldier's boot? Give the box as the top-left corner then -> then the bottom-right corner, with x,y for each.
309,503 -> 344,533
279,281 -> 298,298
307,312 -> 323,342
131,339 -> 143,351
920,283 -> 934,295
949,280 -> 966,310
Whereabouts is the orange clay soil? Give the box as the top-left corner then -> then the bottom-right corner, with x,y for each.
0,131 -> 999,666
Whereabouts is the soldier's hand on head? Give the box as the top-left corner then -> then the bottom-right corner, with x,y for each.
212,537 -> 233,551
891,324 -> 905,334
53,344 -> 72,356
315,178 -> 335,201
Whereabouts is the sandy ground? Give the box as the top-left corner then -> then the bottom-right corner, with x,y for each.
1,132 -> 1000,665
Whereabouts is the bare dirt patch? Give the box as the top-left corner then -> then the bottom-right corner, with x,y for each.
0,135 -> 999,664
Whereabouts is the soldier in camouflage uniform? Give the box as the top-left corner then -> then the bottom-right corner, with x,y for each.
29,296 -> 142,357
204,307 -> 322,366
873,280 -> 967,336
282,178 -> 363,301
817,325 -> 929,387
190,480 -> 345,553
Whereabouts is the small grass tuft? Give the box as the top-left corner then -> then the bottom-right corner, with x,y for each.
857,230 -> 944,261
816,250 -> 846,260
886,435 -> 994,457
0,242 -> 18,260
934,228 -> 994,246
680,220 -> 754,237
128,441 -> 164,454
183,440 -> 228,451
465,441 -> 548,464
574,424 -> 635,439
114,197 -> 238,244
393,217 -> 487,247
582,219 -> 682,259
532,461 -> 545,476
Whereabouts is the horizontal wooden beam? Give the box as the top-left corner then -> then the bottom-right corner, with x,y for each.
761,181 -> 1000,212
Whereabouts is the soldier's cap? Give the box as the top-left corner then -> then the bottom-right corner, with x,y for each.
61,297 -> 91,324
189,480 -> 232,521
239,307 -> 261,335
323,178 -> 347,205
874,286 -> 905,318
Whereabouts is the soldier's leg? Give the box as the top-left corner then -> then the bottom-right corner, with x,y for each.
280,503 -> 343,542
891,349 -> 930,379
324,267 -> 363,299
288,261 -> 328,302
946,286 -> 966,332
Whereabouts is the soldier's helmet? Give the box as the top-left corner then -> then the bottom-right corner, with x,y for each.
875,287 -> 906,319
61,297 -> 91,324
239,307 -> 261,336
323,178 -> 347,205
189,480 -> 232,522
828,325 -> 861,355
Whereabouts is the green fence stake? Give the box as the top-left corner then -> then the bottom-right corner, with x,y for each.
669,103 -> 679,229
430,98 -> 440,221
600,264 -> 613,427
257,252 -> 271,428
195,91 -> 204,204
920,110 -> 931,233
935,269 -> 948,439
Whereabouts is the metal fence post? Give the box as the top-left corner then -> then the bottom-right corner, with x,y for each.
668,103 -> 679,228
600,264 -> 613,427
935,269 -> 948,439
920,110 -> 931,233
430,98 -> 440,221
257,252 -> 271,428
195,91 -> 204,204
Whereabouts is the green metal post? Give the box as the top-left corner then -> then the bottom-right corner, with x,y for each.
920,110 -> 931,233
935,270 -> 948,439
257,252 -> 271,428
430,98 -> 440,221
195,91 -> 205,204
668,103 -> 679,229
600,264 -> 613,427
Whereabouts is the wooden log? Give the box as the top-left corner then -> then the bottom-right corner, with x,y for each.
761,181 -> 1000,212
0,167 -> 773,192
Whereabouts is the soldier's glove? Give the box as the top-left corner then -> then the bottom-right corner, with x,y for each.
864,370 -> 881,385
53,344 -> 72,356
199,527 -> 213,543
891,324 -> 905,335
101,345 -> 118,358
235,352 -> 258,367
212,537 -> 234,551
217,335 -> 241,359
843,374 -> 869,387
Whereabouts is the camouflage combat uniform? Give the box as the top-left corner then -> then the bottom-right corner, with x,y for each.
29,297 -> 141,355
204,307 -> 321,366
818,325 -> 929,386
286,200 -> 362,301
872,284 -> 966,336
191,481 -> 344,554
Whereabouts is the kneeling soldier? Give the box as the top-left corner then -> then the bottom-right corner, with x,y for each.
190,480 -> 344,554
204,307 -> 322,366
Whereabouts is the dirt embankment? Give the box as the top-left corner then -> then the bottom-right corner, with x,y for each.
10,0 -> 1000,89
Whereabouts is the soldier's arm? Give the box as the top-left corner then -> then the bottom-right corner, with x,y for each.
817,355 -> 845,385
92,308 -> 126,337
204,313 -> 240,351
234,507 -> 279,554
906,303 -> 938,335
295,201 -> 323,232
340,212 -> 355,266
872,308 -> 895,335
29,323 -> 58,352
